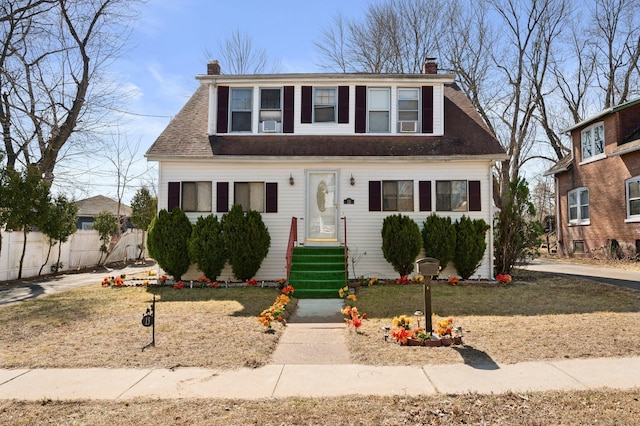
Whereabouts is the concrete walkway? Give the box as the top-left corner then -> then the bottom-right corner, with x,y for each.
271,299 -> 351,365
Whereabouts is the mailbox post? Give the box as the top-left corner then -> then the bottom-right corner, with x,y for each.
415,258 -> 439,334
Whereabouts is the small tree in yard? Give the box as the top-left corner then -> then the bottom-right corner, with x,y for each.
93,211 -> 118,266
3,167 -> 51,279
130,187 -> 158,261
188,214 -> 227,280
454,216 -> 490,280
381,214 -> 421,277
422,213 -> 456,270
147,208 -> 192,281
494,178 -> 542,275
39,196 -> 78,275
222,204 -> 271,281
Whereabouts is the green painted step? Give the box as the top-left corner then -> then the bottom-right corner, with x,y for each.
289,246 -> 346,299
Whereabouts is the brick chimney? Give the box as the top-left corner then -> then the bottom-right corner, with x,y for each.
207,60 -> 221,75
422,58 -> 437,74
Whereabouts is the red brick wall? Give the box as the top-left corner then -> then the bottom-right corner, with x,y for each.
555,110 -> 640,256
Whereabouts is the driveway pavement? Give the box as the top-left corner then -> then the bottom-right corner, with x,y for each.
0,263 -> 155,306
518,258 -> 640,291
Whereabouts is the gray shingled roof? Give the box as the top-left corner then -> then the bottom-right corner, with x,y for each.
146,81 -> 505,159
75,195 -> 132,217
544,154 -> 573,176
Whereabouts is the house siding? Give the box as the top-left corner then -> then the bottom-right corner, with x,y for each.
157,159 -> 494,281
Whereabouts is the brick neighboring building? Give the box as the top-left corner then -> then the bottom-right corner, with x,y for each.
546,99 -> 640,257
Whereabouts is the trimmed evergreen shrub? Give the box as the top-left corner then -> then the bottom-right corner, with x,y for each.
454,215 -> 489,279
147,208 -> 192,281
222,204 -> 271,281
381,214 -> 421,277
421,213 -> 456,270
188,214 -> 227,280
494,178 -> 542,275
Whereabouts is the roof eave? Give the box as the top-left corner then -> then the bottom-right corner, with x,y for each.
196,72 -> 457,84
145,153 -> 507,163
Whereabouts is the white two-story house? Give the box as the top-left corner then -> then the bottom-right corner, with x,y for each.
145,60 -> 506,284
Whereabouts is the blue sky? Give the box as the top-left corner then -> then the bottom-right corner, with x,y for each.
101,0 -> 369,203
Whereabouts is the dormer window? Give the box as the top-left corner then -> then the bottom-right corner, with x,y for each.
398,88 -> 419,132
230,88 -> 252,132
260,88 -> 281,132
314,88 -> 336,122
368,88 -> 390,133
581,122 -> 604,162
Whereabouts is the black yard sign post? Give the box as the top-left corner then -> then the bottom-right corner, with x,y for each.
142,294 -> 156,351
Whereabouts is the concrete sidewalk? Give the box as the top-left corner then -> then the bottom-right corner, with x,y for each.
1,357 -> 639,400
1,298 -> 639,400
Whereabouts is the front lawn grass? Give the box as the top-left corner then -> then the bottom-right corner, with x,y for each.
355,270 -> 639,317
0,285 -> 291,369
344,270 -> 640,366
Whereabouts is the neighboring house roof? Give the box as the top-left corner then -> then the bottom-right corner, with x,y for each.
544,154 -> 573,176
561,98 -> 640,134
75,195 -> 132,218
145,82 -> 506,160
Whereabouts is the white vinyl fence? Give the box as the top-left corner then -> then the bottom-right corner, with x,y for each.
0,229 -> 145,282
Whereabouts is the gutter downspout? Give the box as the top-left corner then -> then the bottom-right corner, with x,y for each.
488,161 -> 495,279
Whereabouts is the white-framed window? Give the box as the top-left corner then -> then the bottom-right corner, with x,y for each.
314,87 -> 336,122
397,88 -> 419,132
581,122 -> 605,162
230,88 -> 252,132
568,187 -> 589,225
626,176 -> 640,220
259,88 -> 281,132
368,88 -> 390,133
234,182 -> 265,212
436,180 -> 468,211
382,180 -> 414,211
182,181 -> 212,212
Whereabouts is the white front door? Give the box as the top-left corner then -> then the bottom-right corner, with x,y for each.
306,171 -> 339,243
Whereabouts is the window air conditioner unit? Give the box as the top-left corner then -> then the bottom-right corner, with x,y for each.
399,121 -> 417,133
261,120 -> 278,133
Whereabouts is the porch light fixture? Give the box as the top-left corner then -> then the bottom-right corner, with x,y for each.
350,174 -> 355,186
289,173 -> 294,186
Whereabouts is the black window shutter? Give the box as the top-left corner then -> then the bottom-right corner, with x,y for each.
216,182 -> 229,213
355,86 -> 367,133
283,86 -> 294,133
419,181 -> 432,211
338,86 -> 349,123
301,86 -> 312,123
369,181 -> 382,211
168,182 -> 180,211
469,180 -> 481,211
422,86 -> 434,134
265,183 -> 278,213
217,86 -> 229,134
